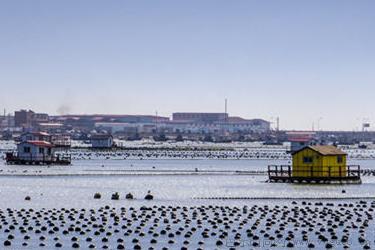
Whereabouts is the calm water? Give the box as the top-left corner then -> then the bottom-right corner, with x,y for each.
1,158 -> 373,172
0,158 -> 374,250
0,158 -> 374,209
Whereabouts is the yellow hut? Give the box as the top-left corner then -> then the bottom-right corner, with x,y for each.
292,145 -> 347,177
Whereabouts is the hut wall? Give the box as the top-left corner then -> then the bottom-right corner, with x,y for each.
321,155 -> 347,177
292,148 -> 323,177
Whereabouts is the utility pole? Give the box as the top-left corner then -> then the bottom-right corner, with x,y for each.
155,111 -> 158,134
276,117 -> 280,132
224,98 -> 228,122
316,117 -> 323,131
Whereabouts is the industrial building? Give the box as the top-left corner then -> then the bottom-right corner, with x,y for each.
8,109 -> 271,142
53,114 -> 169,130
14,110 -> 49,128
94,114 -> 270,137
169,113 -> 270,134
172,113 -> 228,123
14,110 -> 35,127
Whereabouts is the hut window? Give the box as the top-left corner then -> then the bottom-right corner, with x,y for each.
39,148 -> 44,154
303,156 -> 313,163
337,156 -> 343,163
24,147 -> 30,153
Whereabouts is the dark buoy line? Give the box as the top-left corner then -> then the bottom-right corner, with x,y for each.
68,148 -> 291,161
92,191 -> 157,201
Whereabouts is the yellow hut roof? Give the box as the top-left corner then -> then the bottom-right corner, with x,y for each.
292,145 -> 347,156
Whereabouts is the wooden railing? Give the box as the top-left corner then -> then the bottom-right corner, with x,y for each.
268,165 -> 361,179
5,152 -> 71,163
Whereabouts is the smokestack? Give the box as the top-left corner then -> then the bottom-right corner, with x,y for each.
225,99 -> 227,114
276,117 -> 280,131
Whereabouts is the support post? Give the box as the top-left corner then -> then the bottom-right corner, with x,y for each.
275,166 -> 278,177
357,165 -> 360,178
328,167 -> 331,178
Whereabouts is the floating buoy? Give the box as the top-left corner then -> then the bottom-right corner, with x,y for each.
126,193 -> 134,200
72,242 -> 80,248
145,191 -> 154,200
111,192 -> 120,200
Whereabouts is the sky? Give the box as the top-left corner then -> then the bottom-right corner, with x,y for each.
0,1 -> 374,131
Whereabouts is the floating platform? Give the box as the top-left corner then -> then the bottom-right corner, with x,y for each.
5,153 -> 71,166
268,165 -> 361,184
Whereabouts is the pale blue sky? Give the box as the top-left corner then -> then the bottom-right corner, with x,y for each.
0,1 -> 374,130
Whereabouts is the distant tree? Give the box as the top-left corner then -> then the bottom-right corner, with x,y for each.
129,133 -> 142,141
203,135 -> 213,142
175,134 -> 184,142
154,133 -> 167,142
79,133 -> 89,140
1,131 -> 12,140
134,133 -> 142,140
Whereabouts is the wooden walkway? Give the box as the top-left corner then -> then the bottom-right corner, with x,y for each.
268,165 -> 361,184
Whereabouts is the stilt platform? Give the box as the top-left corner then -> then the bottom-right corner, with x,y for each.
268,165 -> 361,184
5,153 -> 71,166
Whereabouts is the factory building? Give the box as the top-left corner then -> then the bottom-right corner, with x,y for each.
14,110 -> 49,128
172,113 -> 228,123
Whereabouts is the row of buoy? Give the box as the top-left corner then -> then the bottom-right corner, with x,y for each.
23,191 -> 154,203
68,149 -> 290,160
93,191 -> 154,200
0,201 -> 373,249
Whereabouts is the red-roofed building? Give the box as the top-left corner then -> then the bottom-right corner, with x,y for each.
286,132 -> 316,153
17,141 -> 54,161
6,131 -> 71,165
14,132 -> 57,162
